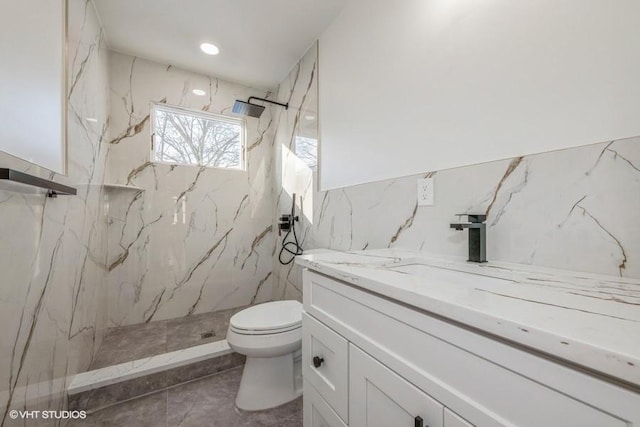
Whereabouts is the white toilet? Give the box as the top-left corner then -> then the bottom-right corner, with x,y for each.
226,300 -> 303,411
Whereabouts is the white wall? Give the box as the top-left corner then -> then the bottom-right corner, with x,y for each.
319,0 -> 640,189
273,45 -> 640,303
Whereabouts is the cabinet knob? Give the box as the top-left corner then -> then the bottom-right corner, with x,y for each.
313,356 -> 325,368
415,416 -> 426,427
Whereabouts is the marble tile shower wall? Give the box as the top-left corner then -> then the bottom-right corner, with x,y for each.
272,45 -> 640,301
272,44 -> 318,301
106,52 -> 276,326
0,0 -> 110,424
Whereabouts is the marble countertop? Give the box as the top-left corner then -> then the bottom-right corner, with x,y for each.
295,248 -> 640,388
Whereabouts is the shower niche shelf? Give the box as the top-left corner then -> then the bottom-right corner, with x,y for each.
103,183 -> 145,192
0,168 -> 77,197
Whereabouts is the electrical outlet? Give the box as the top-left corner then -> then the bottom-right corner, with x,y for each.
417,177 -> 434,206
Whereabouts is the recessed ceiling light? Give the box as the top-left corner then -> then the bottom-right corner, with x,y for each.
200,42 -> 219,55
192,89 -> 206,96
85,117 -> 98,122
305,115 -> 315,121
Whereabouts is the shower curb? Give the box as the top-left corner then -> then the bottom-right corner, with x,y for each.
68,340 -> 244,412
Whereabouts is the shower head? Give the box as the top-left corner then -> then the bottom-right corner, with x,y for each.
232,100 -> 265,118
232,96 -> 289,119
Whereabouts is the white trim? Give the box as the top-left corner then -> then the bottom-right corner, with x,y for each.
61,0 -> 68,176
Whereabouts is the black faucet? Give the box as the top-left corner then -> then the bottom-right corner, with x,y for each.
450,214 -> 487,263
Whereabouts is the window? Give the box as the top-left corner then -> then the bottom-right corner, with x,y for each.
152,104 -> 245,169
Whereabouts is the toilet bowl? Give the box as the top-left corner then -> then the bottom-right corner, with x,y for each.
227,300 -> 303,411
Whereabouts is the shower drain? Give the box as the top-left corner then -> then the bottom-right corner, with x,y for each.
200,331 -> 216,339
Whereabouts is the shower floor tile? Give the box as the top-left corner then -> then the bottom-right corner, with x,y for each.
68,366 -> 302,427
92,307 -> 246,369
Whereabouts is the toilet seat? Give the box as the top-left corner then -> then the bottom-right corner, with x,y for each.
229,300 -> 302,335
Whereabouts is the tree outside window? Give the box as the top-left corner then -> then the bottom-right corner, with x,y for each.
152,104 -> 244,169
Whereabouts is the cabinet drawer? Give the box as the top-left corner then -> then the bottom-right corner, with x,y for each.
304,269 -> 638,427
304,380 -> 348,427
303,312 -> 349,422
350,344 -> 443,427
445,409 -> 474,427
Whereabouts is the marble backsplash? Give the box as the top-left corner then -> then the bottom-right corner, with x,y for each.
106,52 -> 276,326
272,44 -> 640,301
0,0 -> 110,424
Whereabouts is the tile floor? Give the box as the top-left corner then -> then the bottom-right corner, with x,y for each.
92,308 -> 246,369
67,366 -> 302,427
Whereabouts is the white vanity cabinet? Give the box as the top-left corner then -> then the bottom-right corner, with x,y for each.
444,409 -> 473,427
301,269 -> 640,427
304,380 -> 347,427
303,313 -> 349,421
350,345 -> 444,427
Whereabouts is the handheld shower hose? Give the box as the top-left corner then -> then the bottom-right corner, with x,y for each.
278,194 -> 303,265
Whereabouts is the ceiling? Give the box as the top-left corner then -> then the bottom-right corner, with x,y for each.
92,0 -> 347,89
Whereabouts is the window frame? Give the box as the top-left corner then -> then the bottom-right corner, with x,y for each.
150,102 -> 247,171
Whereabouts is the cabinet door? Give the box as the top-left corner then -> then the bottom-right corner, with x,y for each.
350,344 -> 443,427
303,313 -> 349,422
304,381 -> 348,427
444,408 -> 473,427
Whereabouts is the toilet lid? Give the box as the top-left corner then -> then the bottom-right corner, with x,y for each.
230,300 -> 302,332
